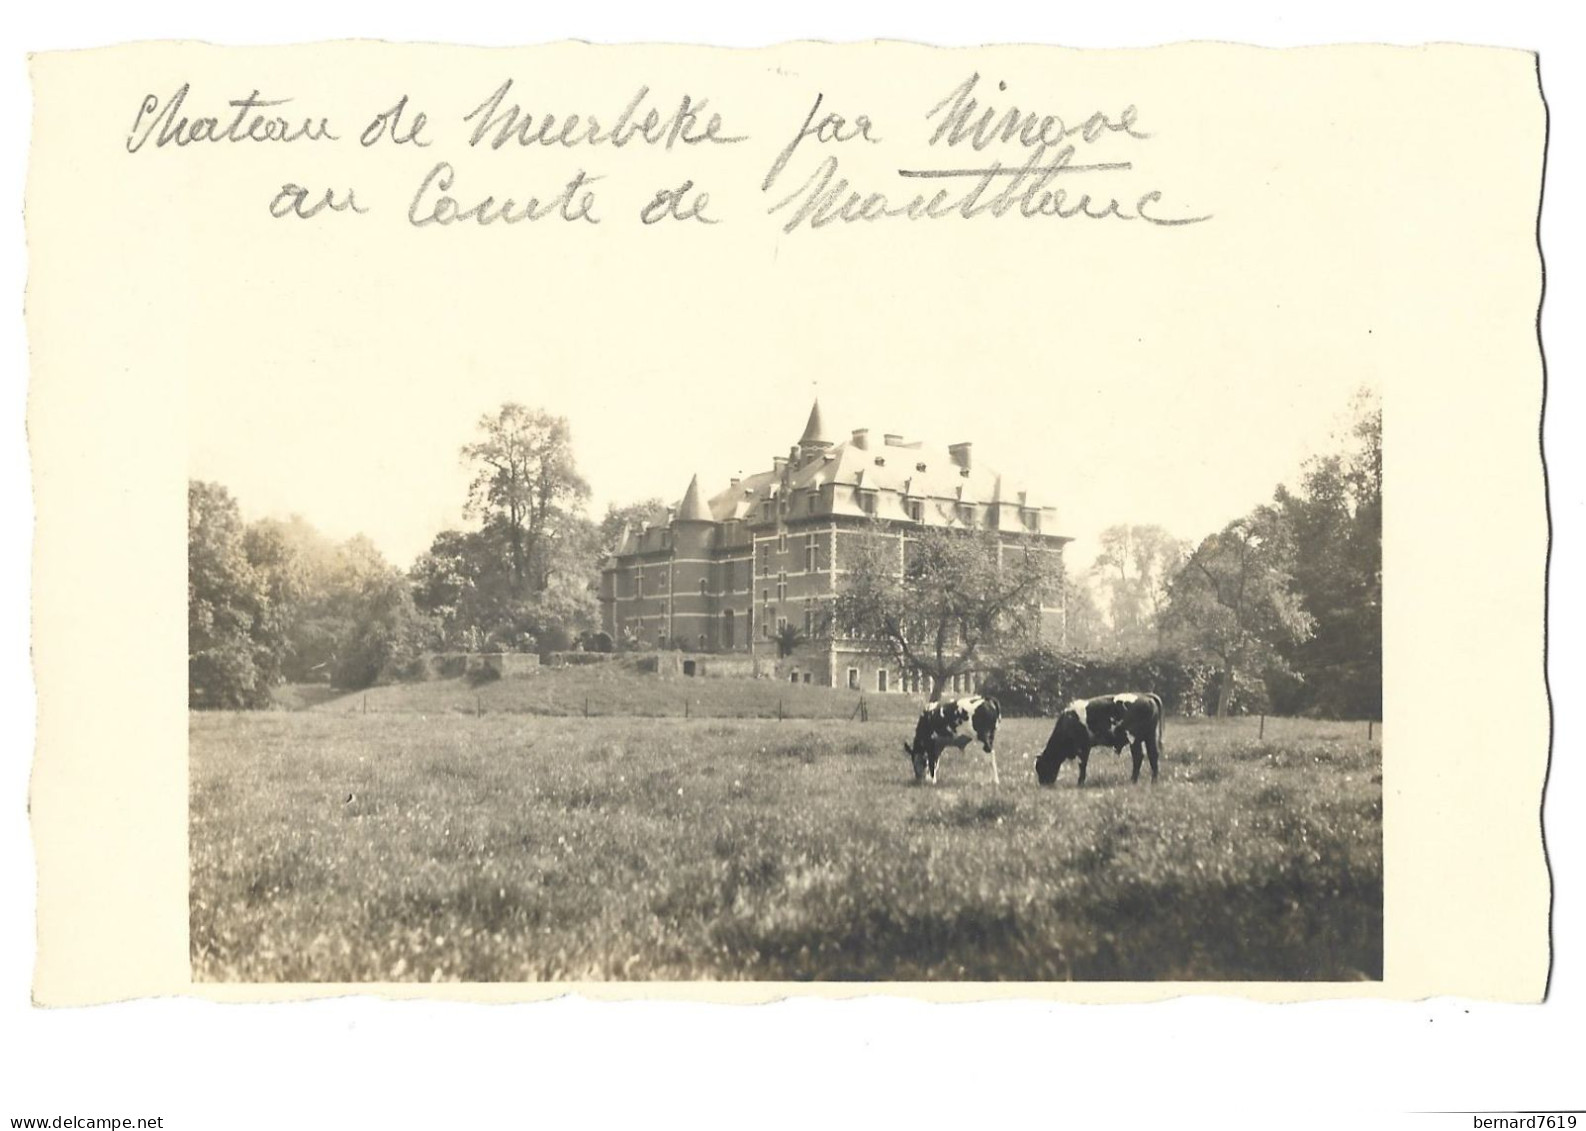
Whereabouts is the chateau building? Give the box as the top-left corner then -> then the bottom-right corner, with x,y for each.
597,401 -> 1069,692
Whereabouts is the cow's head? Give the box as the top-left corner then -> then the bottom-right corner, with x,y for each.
1034,712 -> 1086,786
903,741 -> 929,783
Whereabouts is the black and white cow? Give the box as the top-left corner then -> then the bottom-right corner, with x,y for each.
1034,692 -> 1165,787
903,695 -> 1001,784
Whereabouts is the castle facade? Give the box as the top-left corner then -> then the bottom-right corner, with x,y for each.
597,402 -> 1069,692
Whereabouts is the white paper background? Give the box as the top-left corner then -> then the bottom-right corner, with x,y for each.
5,3 -> 1582,1128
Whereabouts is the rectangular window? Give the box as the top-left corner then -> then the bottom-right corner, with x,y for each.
777,574 -> 787,603
908,499 -> 924,523
778,532 -> 787,554
806,494 -> 816,514
958,503 -> 975,524
877,669 -> 889,693
805,534 -> 817,573
802,672 -> 812,684
699,579 -> 708,596
847,668 -> 860,690
859,491 -> 876,515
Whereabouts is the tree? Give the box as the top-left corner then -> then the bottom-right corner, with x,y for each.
188,480 -> 288,708
460,404 -> 591,595
409,517 -> 600,656
1090,524 -> 1188,651
1061,581 -> 1108,653
774,622 -> 805,659
1161,506 -> 1315,716
833,523 -> 1061,700
599,497 -> 671,551
1272,388 -> 1382,717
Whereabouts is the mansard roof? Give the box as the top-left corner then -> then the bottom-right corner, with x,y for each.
703,423 -> 1056,532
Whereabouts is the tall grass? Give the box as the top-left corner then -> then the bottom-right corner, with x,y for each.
191,712 -> 1381,982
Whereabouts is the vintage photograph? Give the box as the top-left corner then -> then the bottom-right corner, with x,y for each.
154,43 -> 1416,986
188,380 -> 1382,981
13,18 -> 1565,1129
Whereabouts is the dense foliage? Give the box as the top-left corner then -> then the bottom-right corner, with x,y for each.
1014,390 -> 1381,720
833,524 -> 1061,700
189,486 -> 437,705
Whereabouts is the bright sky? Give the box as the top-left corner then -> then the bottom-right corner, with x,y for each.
198,369 -> 1366,574
183,46 -> 1385,576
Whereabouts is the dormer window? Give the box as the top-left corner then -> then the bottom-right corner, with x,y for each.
908,499 -> 924,523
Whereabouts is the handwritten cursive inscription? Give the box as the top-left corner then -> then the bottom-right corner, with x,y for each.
463,80 -> 747,151
127,85 -> 337,153
767,150 -> 1211,232
406,161 -> 602,227
925,73 -> 1150,149
123,69 -> 1212,235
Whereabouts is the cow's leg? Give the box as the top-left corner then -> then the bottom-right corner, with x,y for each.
1146,733 -> 1160,782
927,747 -> 940,785
1131,739 -> 1145,783
1076,751 -> 1089,786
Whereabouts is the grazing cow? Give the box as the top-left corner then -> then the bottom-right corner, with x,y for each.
1034,692 -> 1165,787
903,694 -> 1002,784
906,732 -> 972,785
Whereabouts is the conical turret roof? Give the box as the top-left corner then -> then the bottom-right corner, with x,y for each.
676,474 -> 712,522
799,399 -> 832,447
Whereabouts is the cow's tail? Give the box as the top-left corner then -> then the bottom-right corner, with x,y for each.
1149,692 -> 1165,748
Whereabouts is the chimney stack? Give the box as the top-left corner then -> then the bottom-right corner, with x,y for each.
851,429 -> 870,450
949,442 -> 973,469
883,433 -> 904,447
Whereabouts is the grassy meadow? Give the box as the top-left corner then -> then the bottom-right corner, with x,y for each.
278,662 -> 925,721
191,682 -> 1382,982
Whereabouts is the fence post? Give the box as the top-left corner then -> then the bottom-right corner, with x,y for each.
1368,719 -> 1374,740
362,694 -> 367,715
1259,714 -> 1265,740
778,698 -> 784,722
584,696 -> 589,718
